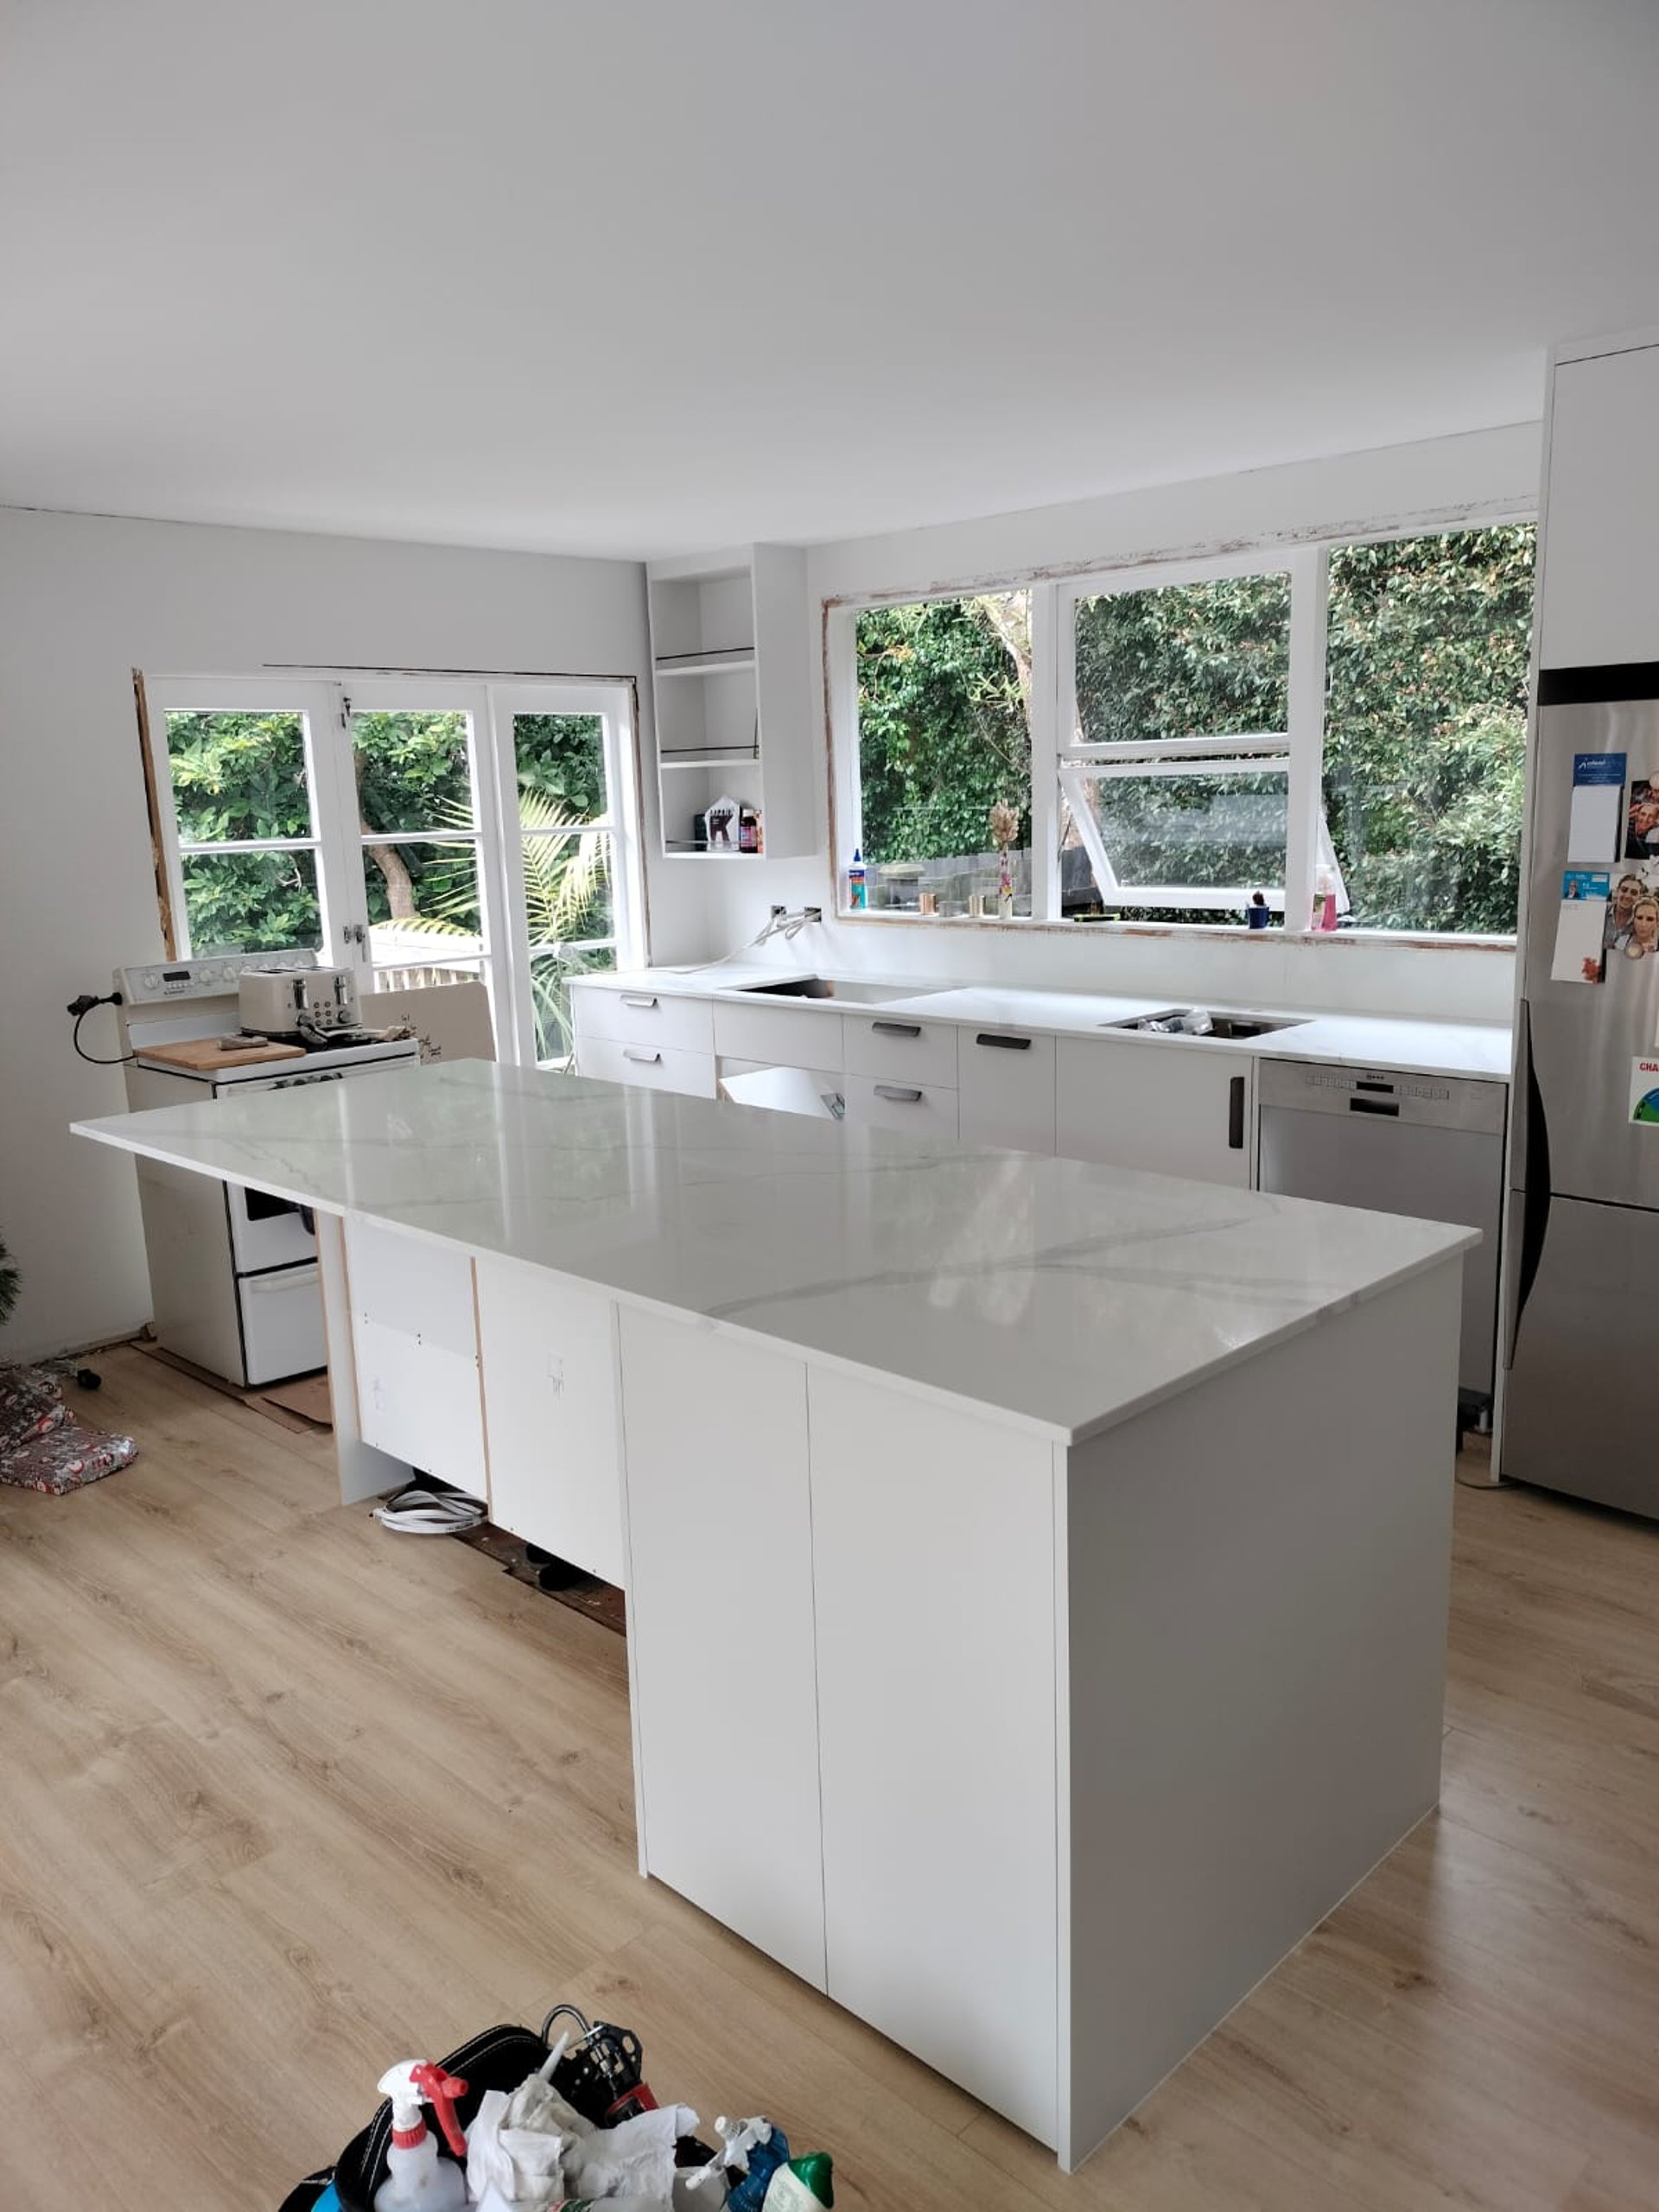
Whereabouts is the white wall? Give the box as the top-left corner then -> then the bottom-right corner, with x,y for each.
0,508 -> 704,1363
671,424 -> 1543,1023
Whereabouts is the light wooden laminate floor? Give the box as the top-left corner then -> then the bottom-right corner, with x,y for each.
3,1346 -> 1656,2209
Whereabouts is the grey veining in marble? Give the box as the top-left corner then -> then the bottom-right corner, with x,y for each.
73,1059 -> 1475,1443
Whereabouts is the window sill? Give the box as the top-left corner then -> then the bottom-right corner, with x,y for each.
836,907 -> 1517,952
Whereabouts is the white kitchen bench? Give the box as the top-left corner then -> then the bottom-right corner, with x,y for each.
75,1059 -> 1473,2170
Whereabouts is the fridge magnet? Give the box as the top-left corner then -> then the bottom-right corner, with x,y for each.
1612,891 -> 1659,963
1551,868 -> 1611,982
1630,1059 -> 1659,1126
1604,871 -> 1650,950
1567,752 -> 1625,860
1625,775 -> 1659,861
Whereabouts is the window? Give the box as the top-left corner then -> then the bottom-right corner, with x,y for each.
836,523 -> 1535,936
851,593 -> 1033,913
1059,566 -> 1297,920
499,697 -> 624,1064
143,674 -> 643,1067
1323,526 -> 1535,934
156,688 -> 329,956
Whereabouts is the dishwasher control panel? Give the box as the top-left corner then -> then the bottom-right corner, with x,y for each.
1256,1058 -> 1506,1135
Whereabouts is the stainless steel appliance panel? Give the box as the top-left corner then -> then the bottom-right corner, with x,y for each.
1257,1061 -> 1505,1399
1522,698 -> 1659,1208
1502,1190 -> 1659,1514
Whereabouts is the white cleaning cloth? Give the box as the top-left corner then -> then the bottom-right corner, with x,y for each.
565,2103 -> 700,2203
465,2085 -> 572,2211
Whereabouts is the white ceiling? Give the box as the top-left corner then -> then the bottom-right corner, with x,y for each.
3,0 -> 1658,560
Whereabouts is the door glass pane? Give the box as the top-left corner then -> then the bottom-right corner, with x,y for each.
522,828 -> 613,948
165,710 -> 313,841
530,942 -> 617,1065
180,849 -> 321,955
1069,767 -> 1288,897
512,714 -> 608,825
353,711 -> 476,834
363,839 -> 482,965
1072,573 -> 1291,747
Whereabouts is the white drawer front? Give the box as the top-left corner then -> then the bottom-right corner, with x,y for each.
843,1074 -> 959,1142
713,1000 -> 844,1070
957,1027 -> 1057,1154
238,1263 -> 324,1386
571,984 -> 715,1055
843,1014 -> 958,1088
577,1036 -> 717,1097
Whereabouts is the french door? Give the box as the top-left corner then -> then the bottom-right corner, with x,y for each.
143,672 -> 643,1066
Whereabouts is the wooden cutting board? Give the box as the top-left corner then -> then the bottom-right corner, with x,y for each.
139,1035 -> 307,1071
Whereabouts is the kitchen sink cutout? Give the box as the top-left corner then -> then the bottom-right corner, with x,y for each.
1103,1007 -> 1310,1040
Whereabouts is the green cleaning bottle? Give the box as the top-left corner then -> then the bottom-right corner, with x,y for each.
763,2152 -> 835,2209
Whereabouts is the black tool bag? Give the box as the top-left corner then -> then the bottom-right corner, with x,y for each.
279,2019 -> 550,2212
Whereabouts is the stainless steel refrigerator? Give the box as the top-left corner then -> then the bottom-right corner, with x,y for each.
1505,664 -> 1659,1514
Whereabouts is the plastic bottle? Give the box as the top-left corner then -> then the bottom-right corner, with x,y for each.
847,849 -> 867,910
763,2152 -> 835,2209
373,2061 -> 469,2212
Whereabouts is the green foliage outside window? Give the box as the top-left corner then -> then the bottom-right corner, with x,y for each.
1325,529 -> 1534,932
163,709 -> 613,970
855,594 -> 1032,865
854,527 -> 1535,932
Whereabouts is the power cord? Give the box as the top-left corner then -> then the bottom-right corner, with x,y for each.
67,989 -> 134,1065
657,906 -> 824,976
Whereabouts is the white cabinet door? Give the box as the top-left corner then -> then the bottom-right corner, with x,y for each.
842,1013 -> 959,1089
1057,1037 -> 1253,1187
711,999 -> 843,1070
346,1219 -> 486,1493
618,1308 -> 826,1990
474,1259 -> 625,1587
570,983 -> 715,1056
809,1369 -> 1059,2147
957,1026 -> 1057,1153
842,1073 -> 958,1142
575,1037 -> 716,1098
1541,346 -> 1659,669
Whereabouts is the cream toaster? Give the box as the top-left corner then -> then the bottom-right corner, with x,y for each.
238,964 -> 359,1037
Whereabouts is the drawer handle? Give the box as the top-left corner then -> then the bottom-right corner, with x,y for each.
1229,1073 -> 1246,1149
976,1031 -> 1032,1051
620,994 -> 660,1010
872,1020 -> 923,1038
874,1084 -> 924,1104
623,1047 -> 663,1065
1348,1095 -> 1400,1117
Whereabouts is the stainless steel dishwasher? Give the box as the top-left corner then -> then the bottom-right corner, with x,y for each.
1256,1059 -> 1507,1416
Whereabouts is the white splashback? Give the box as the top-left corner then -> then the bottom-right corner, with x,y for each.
685,855 -> 1516,1024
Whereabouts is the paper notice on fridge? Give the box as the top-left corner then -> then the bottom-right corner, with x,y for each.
1567,752 -> 1626,861
1630,1059 -> 1659,1126
1551,869 -> 1610,982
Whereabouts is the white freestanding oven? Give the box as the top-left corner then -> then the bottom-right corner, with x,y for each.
117,957 -> 420,1387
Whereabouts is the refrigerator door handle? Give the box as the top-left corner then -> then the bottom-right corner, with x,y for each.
1510,1000 -> 1553,1354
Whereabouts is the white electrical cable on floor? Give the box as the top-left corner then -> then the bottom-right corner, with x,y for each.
372,1486 -> 487,1535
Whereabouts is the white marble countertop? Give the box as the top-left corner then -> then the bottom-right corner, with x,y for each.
74,1060 -> 1475,1446
578,968 -> 1512,1082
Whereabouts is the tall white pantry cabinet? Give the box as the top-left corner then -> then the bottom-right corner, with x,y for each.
339,1213 -> 1458,2169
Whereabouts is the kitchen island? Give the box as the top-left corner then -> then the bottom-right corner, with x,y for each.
74,1058 -> 1474,2170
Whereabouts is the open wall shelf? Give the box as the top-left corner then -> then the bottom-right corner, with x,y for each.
645,545 -> 813,860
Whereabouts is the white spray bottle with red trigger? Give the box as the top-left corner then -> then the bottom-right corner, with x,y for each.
374,2061 -> 469,2212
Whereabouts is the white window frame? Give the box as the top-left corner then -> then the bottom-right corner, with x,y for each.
1051,545 -> 1341,925
143,672 -> 645,1067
